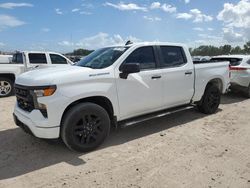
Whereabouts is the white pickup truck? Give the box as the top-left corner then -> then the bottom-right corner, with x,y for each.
0,51 -> 73,97
13,42 -> 230,152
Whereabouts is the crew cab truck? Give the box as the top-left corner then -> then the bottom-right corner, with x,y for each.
13,42 -> 230,152
0,51 -> 73,97
211,55 -> 250,97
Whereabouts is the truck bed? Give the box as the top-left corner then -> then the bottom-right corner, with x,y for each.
192,61 -> 230,102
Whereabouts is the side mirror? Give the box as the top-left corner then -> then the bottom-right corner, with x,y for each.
120,63 -> 140,79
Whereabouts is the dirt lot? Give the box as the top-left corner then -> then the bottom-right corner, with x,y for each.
0,94 -> 250,188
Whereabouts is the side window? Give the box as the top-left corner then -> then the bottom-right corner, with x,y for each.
124,46 -> 156,70
50,54 -> 67,64
29,53 -> 47,64
160,46 -> 186,68
12,53 -> 23,64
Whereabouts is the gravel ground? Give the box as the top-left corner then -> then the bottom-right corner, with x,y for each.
0,94 -> 250,188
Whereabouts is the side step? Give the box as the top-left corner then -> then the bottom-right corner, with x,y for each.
119,105 -> 194,128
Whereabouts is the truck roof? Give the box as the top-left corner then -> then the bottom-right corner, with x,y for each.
21,51 -> 65,54
108,42 -> 187,48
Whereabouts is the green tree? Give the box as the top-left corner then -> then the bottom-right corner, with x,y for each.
243,41 -> 250,54
72,49 -> 93,56
190,41 -> 250,56
231,46 -> 242,54
220,45 -> 232,55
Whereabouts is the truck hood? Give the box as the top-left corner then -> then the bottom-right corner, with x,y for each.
15,65 -> 96,86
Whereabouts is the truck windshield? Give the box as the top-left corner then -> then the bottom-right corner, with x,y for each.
76,47 -> 128,69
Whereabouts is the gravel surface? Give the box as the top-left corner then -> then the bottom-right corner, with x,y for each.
0,94 -> 250,188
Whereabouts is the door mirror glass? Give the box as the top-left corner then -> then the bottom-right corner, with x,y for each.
121,63 -> 140,74
120,63 -> 140,79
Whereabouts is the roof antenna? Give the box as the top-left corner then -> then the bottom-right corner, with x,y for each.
125,40 -> 133,45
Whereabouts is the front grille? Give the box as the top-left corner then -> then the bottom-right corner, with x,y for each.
15,85 -> 35,112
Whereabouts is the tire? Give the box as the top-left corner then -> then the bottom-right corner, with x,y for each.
0,77 -> 14,97
197,84 -> 221,114
61,103 -> 111,152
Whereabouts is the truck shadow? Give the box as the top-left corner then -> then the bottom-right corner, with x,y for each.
221,92 -> 248,104
0,107 -> 210,180
104,107 -> 210,148
0,128 -> 86,180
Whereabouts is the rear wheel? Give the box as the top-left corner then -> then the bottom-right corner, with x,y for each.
61,103 -> 110,152
197,85 -> 221,114
0,77 -> 14,97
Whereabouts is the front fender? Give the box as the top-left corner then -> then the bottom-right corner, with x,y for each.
57,81 -> 119,118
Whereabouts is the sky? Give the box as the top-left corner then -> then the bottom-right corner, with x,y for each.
0,0 -> 249,52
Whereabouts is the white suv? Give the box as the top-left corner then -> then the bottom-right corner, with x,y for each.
211,55 -> 250,97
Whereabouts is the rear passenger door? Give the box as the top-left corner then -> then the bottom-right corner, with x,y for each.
158,46 -> 194,107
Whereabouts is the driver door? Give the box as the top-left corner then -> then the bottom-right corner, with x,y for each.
115,46 -> 163,120
26,53 -> 48,70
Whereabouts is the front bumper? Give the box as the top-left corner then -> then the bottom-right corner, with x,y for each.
13,108 -> 60,139
13,84 -> 70,139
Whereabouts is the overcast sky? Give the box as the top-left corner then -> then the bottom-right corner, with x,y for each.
0,0 -> 249,52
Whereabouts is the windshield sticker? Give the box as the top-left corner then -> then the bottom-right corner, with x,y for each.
113,47 -> 126,51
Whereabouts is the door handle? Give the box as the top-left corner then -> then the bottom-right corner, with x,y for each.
151,75 -> 161,79
185,71 -> 193,75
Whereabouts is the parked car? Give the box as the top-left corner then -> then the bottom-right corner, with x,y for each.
13,42 -> 230,152
210,55 -> 250,97
0,51 -> 73,97
0,55 -> 12,64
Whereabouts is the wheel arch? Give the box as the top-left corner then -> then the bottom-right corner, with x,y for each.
206,78 -> 223,93
61,96 -> 114,125
0,73 -> 16,82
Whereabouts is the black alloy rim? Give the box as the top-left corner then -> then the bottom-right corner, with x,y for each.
73,114 -> 103,145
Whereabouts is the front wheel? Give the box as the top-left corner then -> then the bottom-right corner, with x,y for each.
61,103 -> 110,152
0,77 -> 14,97
197,85 -> 221,114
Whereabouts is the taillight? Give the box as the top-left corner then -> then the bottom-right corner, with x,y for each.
229,65 -> 231,78
230,66 -> 247,71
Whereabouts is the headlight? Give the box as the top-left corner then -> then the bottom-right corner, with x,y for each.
33,86 -> 56,97
31,85 -> 56,118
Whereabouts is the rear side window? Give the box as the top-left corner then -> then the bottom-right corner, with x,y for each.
211,58 -> 242,66
160,46 -> 187,68
50,54 -> 67,64
29,53 -> 47,64
12,53 -> 23,64
124,46 -> 156,70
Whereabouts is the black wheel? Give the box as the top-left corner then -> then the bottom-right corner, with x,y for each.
197,85 -> 221,114
61,103 -> 110,152
0,77 -> 14,97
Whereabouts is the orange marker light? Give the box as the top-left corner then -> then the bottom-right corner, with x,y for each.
44,88 -> 56,96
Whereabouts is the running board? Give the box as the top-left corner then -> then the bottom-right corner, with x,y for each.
119,105 -> 194,128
